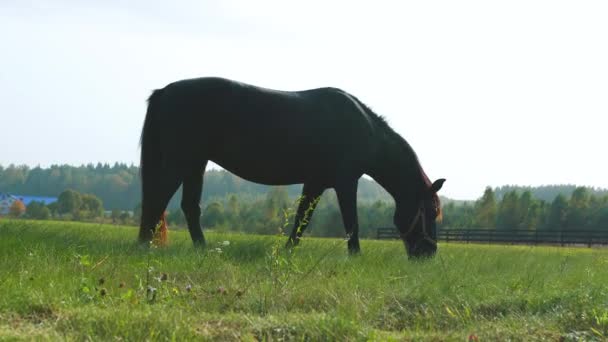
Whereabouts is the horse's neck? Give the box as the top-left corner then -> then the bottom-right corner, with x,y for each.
367,138 -> 422,204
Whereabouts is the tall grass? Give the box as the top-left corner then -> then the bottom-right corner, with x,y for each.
1,219 -> 607,340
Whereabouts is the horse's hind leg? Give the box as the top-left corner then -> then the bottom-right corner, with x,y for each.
139,167 -> 182,244
181,161 -> 207,246
286,183 -> 325,247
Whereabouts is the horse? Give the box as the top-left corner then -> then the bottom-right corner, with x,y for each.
138,77 -> 445,258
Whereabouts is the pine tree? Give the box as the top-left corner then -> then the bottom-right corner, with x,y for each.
496,191 -> 520,229
565,187 -> 590,229
473,187 -> 497,228
546,194 -> 568,230
517,191 -> 533,229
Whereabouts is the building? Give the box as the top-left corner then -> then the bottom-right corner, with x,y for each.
0,192 -> 57,215
0,193 -> 21,215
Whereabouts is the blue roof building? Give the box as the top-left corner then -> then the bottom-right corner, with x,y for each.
18,195 -> 58,206
0,193 -> 57,215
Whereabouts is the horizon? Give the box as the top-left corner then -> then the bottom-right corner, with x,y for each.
1,1 -> 607,200
1,162 -> 606,202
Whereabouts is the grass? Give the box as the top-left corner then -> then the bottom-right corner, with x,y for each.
1,219 -> 608,341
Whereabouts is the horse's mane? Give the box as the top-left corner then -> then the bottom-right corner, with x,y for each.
350,98 -> 392,132
419,165 -> 443,221
350,95 -> 442,220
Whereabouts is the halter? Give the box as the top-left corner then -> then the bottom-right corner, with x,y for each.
400,202 -> 437,247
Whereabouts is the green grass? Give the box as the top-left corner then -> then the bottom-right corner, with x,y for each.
1,219 -> 608,341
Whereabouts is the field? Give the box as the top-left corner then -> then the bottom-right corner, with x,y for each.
1,220 -> 608,341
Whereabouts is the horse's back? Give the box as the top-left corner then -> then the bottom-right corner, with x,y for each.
161,77 -> 367,120
154,77 -> 380,185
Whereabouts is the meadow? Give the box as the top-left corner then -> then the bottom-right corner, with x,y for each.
1,220 -> 608,341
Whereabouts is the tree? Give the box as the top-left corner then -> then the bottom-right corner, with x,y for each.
517,191 -> 539,229
9,200 -> 26,217
225,194 -> 241,229
496,191 -> 520,229
47,202 -> 58,217
473,187 -> 497,228
227,194 -> 240,217
26,201 -> 50,220
546,194 -> 568,230
595,206 -> 608,230
439,201 -> 475,229
311,202 -> 345,238
358,200 -> 393,237
57,189 -> 82,215
202,202 -> 225,228
523,200 -> 545,230
264,187 -> 289,220
565,187 -> 590,229
81,193 -> 104,218
167,209 -> 186,226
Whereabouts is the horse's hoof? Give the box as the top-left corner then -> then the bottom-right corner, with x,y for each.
137,236 -> 151,244
285,237 -> 299,249
193,240 -> 206,248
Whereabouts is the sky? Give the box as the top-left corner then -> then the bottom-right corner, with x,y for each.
1,0 -> 607,200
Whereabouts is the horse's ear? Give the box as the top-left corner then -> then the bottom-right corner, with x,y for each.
431,178 -> 445,193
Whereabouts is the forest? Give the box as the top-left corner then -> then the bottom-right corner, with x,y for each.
1,164 -> 607,237
441,186 -> 608,231
0,163 -> 391,209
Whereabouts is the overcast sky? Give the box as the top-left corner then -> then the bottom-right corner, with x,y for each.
1,0 -> 607,200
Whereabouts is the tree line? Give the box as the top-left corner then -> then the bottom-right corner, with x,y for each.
441,187 -> 608,231
10,189 -> 106,221
165,186 -> 608,237
0,164 -> 392,210
165,187 -> 394,238
494,185 -> 608,202
2,164 -> 607,236
14,184 -> 608,238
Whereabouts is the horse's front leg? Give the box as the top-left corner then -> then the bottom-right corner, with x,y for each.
286,183 -> 325,248
336,180 -> 361,254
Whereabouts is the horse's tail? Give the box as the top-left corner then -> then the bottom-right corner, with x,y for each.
140,89 -> 165,189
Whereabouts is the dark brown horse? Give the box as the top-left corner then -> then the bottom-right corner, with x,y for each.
139,77 -> 444,257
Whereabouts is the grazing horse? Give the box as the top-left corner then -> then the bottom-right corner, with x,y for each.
139,77 -> 445,258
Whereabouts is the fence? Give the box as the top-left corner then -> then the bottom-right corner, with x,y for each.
375,227 -> 608,247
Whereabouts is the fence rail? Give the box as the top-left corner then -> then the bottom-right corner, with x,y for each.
376,228 -> 608,247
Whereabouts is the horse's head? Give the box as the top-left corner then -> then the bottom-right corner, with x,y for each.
395,178 -> 445,258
